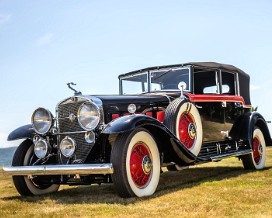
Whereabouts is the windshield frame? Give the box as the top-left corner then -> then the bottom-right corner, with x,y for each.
119,66 -> 192,95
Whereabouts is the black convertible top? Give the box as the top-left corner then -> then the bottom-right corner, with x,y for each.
185,62 -> 249,77
119,62 -> 251,105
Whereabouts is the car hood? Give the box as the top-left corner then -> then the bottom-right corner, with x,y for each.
94,94 -> 170,104
90,94 -> 172,123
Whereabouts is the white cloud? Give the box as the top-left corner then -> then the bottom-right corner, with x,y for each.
35,33 -> 54,47
0,14 -> 11,25
250,85 -> 261,91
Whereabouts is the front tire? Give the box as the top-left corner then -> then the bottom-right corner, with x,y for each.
242,128 -> 266,170
111,128 -> 160,198
12,139 -> 59,196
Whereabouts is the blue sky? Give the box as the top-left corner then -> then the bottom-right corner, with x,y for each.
0,0 -> 272,147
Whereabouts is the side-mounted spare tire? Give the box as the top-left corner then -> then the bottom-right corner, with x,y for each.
164,98 -> 203,156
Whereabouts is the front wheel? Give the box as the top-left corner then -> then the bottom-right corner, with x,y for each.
241,128 -> 266,170
12,139 -> 60,196
111,128 -> 161,198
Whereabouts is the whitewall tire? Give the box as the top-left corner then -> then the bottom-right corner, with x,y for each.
242,128 -> 266,170
111,128 -> 160,197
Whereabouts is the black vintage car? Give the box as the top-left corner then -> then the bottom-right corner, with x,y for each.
3,62 -> 271,198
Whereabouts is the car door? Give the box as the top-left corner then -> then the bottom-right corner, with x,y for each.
221,71 -> 244,132
192,69 -> 245,143
192,69 -> 226,142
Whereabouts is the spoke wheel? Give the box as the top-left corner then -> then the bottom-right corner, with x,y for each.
178,112 -> 196,149
242,128 -> 266,170
111,128 -> 160,198
253,136 -> 262,164
130,142 -> 152,188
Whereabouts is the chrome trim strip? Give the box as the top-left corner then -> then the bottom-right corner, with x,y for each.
2,163 -> 113,176
236,73 -> 240,96
215,71 -> 220,94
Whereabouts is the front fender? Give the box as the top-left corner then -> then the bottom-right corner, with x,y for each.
102,114 -> 197,164
8,124 -> 35,141
230,112 -> 272,147
102,114 -> 166,134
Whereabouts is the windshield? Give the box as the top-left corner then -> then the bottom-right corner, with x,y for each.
120,67 -> 190,94
121,72 -> 148,94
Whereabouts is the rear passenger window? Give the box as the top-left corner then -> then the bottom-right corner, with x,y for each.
194,71 -> 218,94
221,72 -> 235,95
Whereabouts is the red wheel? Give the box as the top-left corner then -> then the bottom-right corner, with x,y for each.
253,136 -> 262,164
242,128 -> 266,170
130,142 -> 152,188
178,113 -> 196,149
111,128 -> 160,197
164,98 -> 202,156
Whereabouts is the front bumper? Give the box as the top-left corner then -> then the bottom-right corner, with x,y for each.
2,163 -> 113,176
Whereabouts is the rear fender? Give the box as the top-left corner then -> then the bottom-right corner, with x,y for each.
8,124 -> 35,141
230,112 -> 272,147
102,114 -> 196,164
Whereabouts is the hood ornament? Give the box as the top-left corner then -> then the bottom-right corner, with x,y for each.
67,82 -> 82,96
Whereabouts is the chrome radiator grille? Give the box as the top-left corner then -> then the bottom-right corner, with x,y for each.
57,101 -> 84,133
56,97 -> 93,163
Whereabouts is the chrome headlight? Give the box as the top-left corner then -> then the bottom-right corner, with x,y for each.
77,102 -> 100,131
31,108 -> 54,134
34,139 -> 50,159
60,136 -> 76,157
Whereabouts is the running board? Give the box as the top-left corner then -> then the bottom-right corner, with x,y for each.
211,150 -> 252,162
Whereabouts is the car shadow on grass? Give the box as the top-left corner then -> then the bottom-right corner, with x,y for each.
3,165 -> 271,205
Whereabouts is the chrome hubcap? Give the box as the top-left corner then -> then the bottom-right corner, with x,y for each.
258,144 -> 263,156
142,155 -> 152,174
188,123 -> 196,139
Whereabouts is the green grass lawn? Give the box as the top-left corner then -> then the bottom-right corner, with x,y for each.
1,148 -> 272,218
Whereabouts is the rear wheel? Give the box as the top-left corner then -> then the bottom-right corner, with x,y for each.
111,128 -> 160,197
242,128 -> 266,170
12,139 -> 59,196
